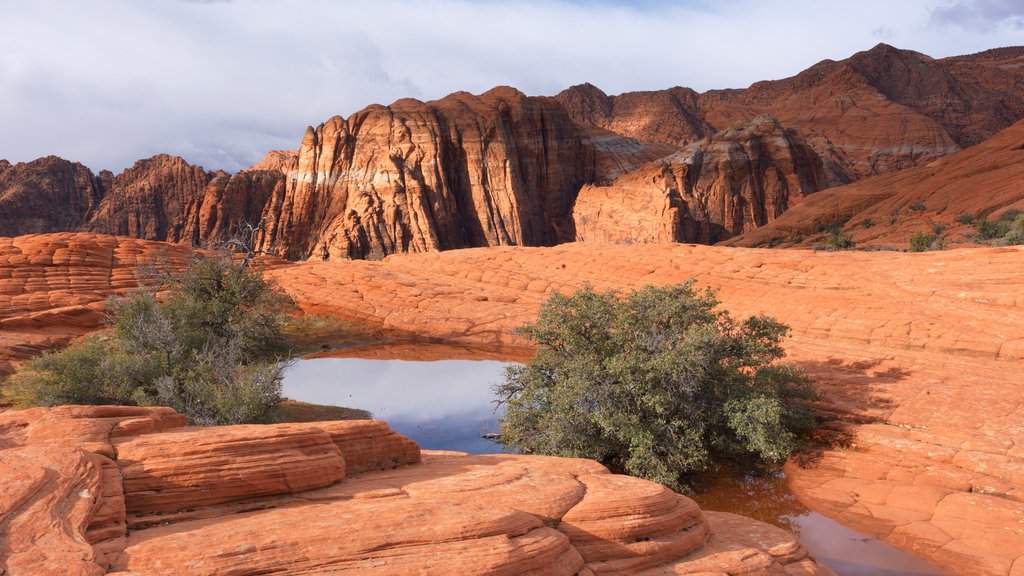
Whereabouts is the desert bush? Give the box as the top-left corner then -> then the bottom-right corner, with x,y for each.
956,213 -> 976,225
3,253 -> 289,425
494,282 -> 817,490
827,230 -> 855,250
995,213 -> 1024,246
861,218 -> 875,229
976,210 -> 1021,241
909,231 -> 946,252
909,201 -> 927,212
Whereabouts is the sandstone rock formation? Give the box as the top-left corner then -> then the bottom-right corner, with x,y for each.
0,156 -> 105,237
724,117 -> 1024,249
265,241 -> 1024,576
0,405 -> 831,575
3,45 -> 1022,257
0,233 -> 191,374
574,115 -> 829,244
558,44 -> 1024,183
0,155 -> 286,246
254,86 -> 670,260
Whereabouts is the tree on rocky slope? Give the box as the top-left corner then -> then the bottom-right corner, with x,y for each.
2,249 -> 290,425
494,282 -> 817,490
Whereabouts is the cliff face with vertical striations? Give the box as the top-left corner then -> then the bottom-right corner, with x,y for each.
573,115 -> 829,244
254,86 -> 670,260
2,44 -> 1023,257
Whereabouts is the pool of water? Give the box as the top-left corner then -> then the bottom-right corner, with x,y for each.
282,352 -> 946,576
283,355 -> 507,454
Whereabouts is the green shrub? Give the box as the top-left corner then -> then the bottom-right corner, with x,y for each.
827,230 -> 855,250
956,213 -> 976,225
3,253 -> 289,425
494,283 -> 817,490
909,231 -> 946,252
861,219 -> 875,229
976,210 -> 1021,241
909,202 -> 927,212
995,213 -> 1024,246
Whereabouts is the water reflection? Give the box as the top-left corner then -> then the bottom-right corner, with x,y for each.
691,467 -> 808,535
691,467 -> 945,576
282,356 -> 508,453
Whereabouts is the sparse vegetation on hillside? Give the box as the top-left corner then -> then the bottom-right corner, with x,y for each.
3,252 -> 290,425
494,282 -> 817,490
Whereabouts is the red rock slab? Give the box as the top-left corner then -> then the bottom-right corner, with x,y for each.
286,419 -> 421,474
634,512 -> 834,576
0,445 -> 107,576
107,448 -> 828,575
114,424 -> 346,515
110,499 -> 586,576
559,474 -> 708,573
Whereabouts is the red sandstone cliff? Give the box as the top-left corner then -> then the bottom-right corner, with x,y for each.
254,86 -> 670,260
724,117 -> 1024,249
573,114 -> 829,244
2,45 -> 1022,257
0,157 -> 105,237
558,44 -> 1024,183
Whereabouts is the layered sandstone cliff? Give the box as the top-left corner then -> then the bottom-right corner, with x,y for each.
254,86 -> 670,260
558,44 -> 1024,183
0,405 -> 832,575
0,155 -> 287,247
724,117 -> 1024,249
573,115 -> 829,244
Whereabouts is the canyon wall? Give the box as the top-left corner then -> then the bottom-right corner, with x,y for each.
573,114 -> 829,244
2,45 -> 1023,258
558,44 -> 1024,183
254,87 -> 668,260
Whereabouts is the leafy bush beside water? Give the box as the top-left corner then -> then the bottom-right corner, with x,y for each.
494,282 -> 817,490
3,254 -> 290,425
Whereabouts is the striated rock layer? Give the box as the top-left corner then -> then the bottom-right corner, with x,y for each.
558,44 -> 1024,183
0,405 -> 831,576
574,114 -> 829,244
0,233 -> 191,374
254,86 -> 670,260
266,241 -> 1024,576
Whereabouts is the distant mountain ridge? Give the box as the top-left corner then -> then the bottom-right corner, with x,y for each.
2,44 -> 1023,258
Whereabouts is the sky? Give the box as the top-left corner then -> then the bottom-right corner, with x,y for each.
1,0 -> 1022,173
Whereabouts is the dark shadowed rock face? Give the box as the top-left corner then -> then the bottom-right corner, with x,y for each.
254,87 -> 669,260
574,115 -> 829,244
0,156 -> 105,237
0,154 -> 287,247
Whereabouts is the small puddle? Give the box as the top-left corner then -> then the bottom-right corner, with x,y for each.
283,349 -> 946,576
690,469 -> 946,576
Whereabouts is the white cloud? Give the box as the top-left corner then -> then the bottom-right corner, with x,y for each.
0,0 -> 1019,173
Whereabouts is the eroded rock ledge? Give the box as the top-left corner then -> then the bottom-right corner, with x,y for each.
0,405 -> 831,575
